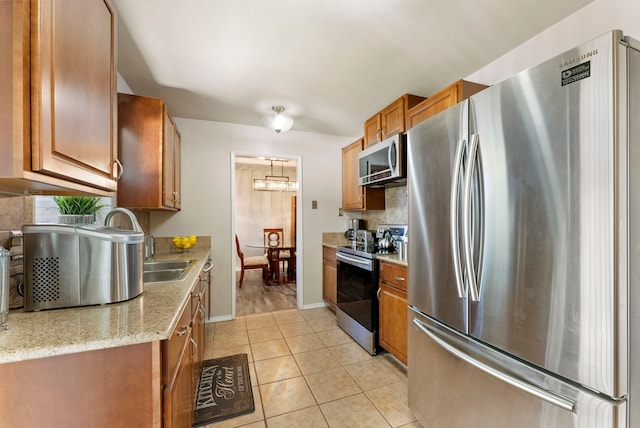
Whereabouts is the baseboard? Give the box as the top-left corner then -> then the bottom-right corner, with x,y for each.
301,301 -> 331,310
206,314 -> 234,323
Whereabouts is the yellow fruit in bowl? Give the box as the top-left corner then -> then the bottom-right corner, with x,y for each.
189,235 -> 197,245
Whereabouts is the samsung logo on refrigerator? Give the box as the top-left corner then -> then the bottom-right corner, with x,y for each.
559,49 -> 598,69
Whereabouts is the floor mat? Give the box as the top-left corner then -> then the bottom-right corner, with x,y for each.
193,353 -> 255,427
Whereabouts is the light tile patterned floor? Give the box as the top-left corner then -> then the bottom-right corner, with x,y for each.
204,307 -> 421,428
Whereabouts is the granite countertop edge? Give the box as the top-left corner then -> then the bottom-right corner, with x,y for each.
0,248 -> 211,365
377,254 -> 408,267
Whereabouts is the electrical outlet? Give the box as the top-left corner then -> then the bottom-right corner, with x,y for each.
338,208 -> 344,216
312,200 -> 318,209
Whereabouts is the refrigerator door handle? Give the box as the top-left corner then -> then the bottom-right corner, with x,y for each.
450,138 -> 466,298
412,317 -> 576,413
463,133 -> 481,301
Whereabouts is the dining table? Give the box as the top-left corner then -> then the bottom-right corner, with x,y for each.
246,242 -> 296,284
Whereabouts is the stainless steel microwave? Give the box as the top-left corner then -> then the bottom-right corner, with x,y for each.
358,134 -> 406,187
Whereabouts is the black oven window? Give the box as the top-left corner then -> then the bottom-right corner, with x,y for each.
337,261 -> 377,331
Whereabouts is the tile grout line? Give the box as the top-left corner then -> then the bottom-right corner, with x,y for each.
209,308 -> 413,427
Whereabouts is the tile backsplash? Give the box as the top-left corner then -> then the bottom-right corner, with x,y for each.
358,185 -> 408,229
0,194 -> 33,309
0,195 -> 33,248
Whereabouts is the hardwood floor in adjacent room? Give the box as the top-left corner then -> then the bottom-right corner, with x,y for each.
236,270 -> 297,316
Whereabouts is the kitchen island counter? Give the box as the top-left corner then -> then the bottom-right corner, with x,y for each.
0,248 -> 211,364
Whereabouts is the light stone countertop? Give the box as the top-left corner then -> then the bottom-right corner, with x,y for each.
377,253 -> 408,267
0,248 -> 211,364
321,232 -> 349,248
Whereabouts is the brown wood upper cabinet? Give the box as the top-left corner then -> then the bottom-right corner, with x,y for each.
0,0 -> 118,195
406,80 -> 488,130
364,94 -> 426,147
117,93 -> 182,211
342,138 -> 385,211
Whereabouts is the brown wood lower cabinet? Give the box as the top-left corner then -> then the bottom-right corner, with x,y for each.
164,269 -> 207,428
163,299 -> 195,428
0,264 -> 209,428
164,341 -> 194,428
0,342 -> 162,427
378,260 -> 408,365
322,245 -> 337,307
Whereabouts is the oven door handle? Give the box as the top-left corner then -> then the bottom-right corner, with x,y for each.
336,253 -> 374,271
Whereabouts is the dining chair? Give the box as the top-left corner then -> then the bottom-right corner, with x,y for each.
235,234 -> 270,287
263,228 -> 292,283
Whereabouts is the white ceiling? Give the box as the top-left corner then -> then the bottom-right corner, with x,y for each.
112,0 -> 593,137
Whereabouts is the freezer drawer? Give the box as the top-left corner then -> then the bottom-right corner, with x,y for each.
408,308 -> 625,428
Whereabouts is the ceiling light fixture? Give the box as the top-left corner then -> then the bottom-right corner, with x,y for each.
253,160 -> 298,192
263,106 -> 293,133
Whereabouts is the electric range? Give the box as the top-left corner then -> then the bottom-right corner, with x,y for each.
335,224 -> 407,355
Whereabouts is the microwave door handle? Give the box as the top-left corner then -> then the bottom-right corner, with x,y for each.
463,133 -> 480,301
388,140 -> 396,174
450,138 -> 466,298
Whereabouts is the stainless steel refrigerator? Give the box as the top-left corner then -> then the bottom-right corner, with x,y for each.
407,30 -> 640,427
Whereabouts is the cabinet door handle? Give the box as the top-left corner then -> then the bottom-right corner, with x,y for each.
394,276 -> 406,282
376,287 -> 381,300
114,158 -> 124,180
190,337 -> 197,350
176,325 -> 190,336
203,259 -> 214,273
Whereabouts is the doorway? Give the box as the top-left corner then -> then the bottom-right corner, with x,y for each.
233,155 -> 300,316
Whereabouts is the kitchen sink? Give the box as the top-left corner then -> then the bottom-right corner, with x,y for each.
143,260 -> 194,283
143,268 -> 187,283
143,260 -> 193,271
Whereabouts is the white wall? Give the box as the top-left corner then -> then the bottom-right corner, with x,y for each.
149,118 -> 353,320
465,0 -> 639,86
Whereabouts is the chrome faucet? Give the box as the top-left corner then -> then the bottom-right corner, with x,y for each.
144,234 -> 155,260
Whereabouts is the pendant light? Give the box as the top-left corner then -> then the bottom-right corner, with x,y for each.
263,106 -> 293,133
253,160 -> 298,192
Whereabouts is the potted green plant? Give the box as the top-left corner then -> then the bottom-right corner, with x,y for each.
53,196 -> 105,224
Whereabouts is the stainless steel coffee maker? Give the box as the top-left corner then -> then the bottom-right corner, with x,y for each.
345,219 -> 366,243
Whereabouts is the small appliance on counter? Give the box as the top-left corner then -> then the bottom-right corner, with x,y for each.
345,219 -> 366,243
375,224 -> 409,255
22,208 -> 144,311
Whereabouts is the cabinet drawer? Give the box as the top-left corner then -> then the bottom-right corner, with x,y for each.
379,261 -> 408,291
323,246 -> 336,263
191,279 -> 204,316
163,303 -> 192,384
